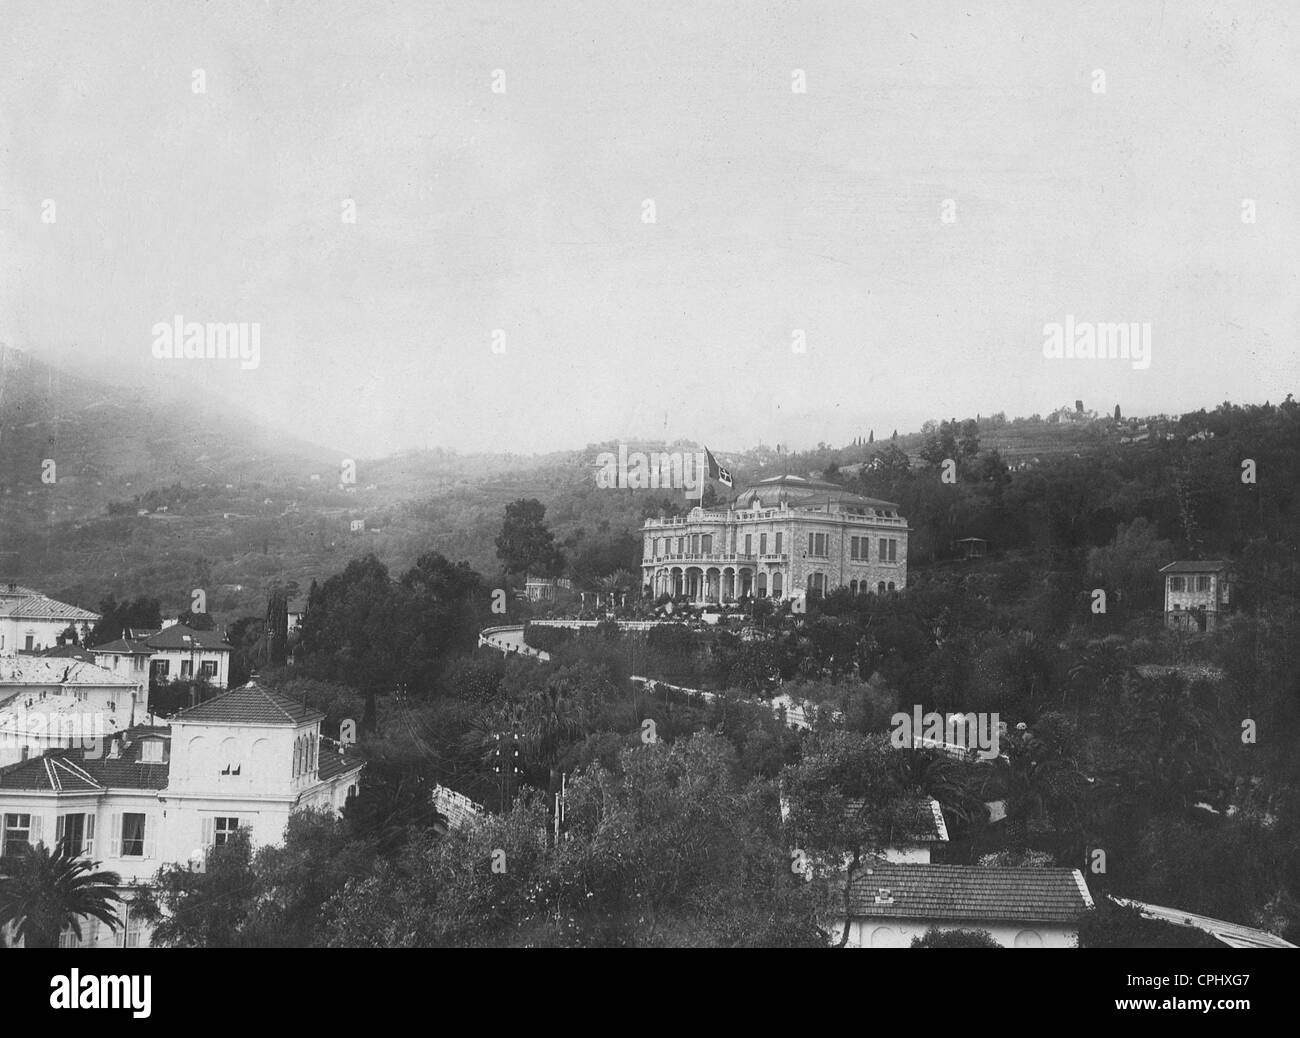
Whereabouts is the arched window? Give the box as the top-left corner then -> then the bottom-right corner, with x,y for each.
877,582 -> 886,594
887,582 -> 895,591
772,572 -> 783,598
293,738 -> 302,777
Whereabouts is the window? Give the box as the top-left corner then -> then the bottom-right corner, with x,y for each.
2,813 -> 33,856
200,660 -> 218,679
141,740 -> 163,763
808,533 -> 828,557
24,634 -> 34,651
1169,576 -> 1185,592
56,813 -> 94,857
119,813 -> 146,857
878,582 -> 887,594
181,659 -> 194,678
745,534 -> 752,555
152,659 -> 170,678
759,533 -> 767,555
775,532 -> 782,554
1195,575 -> 1211,592
887,582 -> 896,591
701,534 -> 712,554
877,538 -> 897,562
214,817 -> 240,846
690,534 -> 700,554
133,654 -> 147,672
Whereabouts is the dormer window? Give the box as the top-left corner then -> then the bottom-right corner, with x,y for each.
874,888 -> 895,905
141,740 -> 163,763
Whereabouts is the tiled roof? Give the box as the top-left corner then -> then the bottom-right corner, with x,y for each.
37,645 -> 99,662
318,745 -> 364,781
146,624 -> 232,652
1159,560 -> 1230,573
172,681 -> 324,726
846,796 -> 949,843
92,637 -> 154,655
0,730 -> 171,792
0,656 -> 143,688
0,592 -> 99,621
846,864 -> 1093,923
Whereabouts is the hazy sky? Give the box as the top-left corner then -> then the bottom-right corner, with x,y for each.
2,1 -> 1297,458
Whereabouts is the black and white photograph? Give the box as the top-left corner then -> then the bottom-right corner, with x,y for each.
0,0 -> 1296,1013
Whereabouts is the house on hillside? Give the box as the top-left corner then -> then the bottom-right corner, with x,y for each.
146,624 -> 233,689
0,584 -> 100,654
955,537 -> 987,560
836,864 -> 1094,947
1159,560 -> 1232,632
0,681 -> 364,947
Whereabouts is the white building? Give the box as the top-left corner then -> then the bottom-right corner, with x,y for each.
0,657 -> 147,767
145,624 -> 233,690
0,681 -> 364,947
642,475 -> 909,604
0,583 -> 100,653
836,864 -> 1094,948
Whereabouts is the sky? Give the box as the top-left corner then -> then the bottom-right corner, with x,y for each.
2,0 -> 1297,459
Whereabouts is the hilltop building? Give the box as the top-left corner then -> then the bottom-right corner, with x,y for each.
641,475 -> 908,604
1159,560 -> 1232,632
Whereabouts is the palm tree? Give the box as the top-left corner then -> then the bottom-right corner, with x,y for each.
0,842 -> 123,948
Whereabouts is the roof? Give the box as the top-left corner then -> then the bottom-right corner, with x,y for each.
172,681 -> 324,726
318,745 -> 365,782
0,656 -> 143,689
732,474 -> 901,513
846,796 -> 949,844
0,589 -> 99,622
0,729 -> 171,792
0,693 -> 131,738
1108,896 -> 1297,949
37,644 -> 98,662
846,864 -> 1094,924
146,624 -> 232,652
1159,560 -> 1231,574
92,637 -> 155,655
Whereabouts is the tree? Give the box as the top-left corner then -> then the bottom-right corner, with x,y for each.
496,498 -> 562,578
1114,404 -> 1122,421
265,585 -> 289,667
134,830 -> 257,947
868,430 -> 874,444
0,843 -> 122,948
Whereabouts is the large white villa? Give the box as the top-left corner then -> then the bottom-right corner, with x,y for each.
642,474 -> 909,604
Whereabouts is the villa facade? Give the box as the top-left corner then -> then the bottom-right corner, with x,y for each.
642,475 -> 909,603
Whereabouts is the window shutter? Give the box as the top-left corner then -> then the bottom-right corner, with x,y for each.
55,815 -> 66,847
85,815 -> 95,857
143,815 -> 156,859
109,813 -> 121,856
202,817 -> 214,848
29,814 -> 43,849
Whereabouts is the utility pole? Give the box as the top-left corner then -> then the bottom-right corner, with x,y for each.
492,731 -> 521,812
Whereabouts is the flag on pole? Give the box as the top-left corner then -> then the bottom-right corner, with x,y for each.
704,446 -> 732,487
